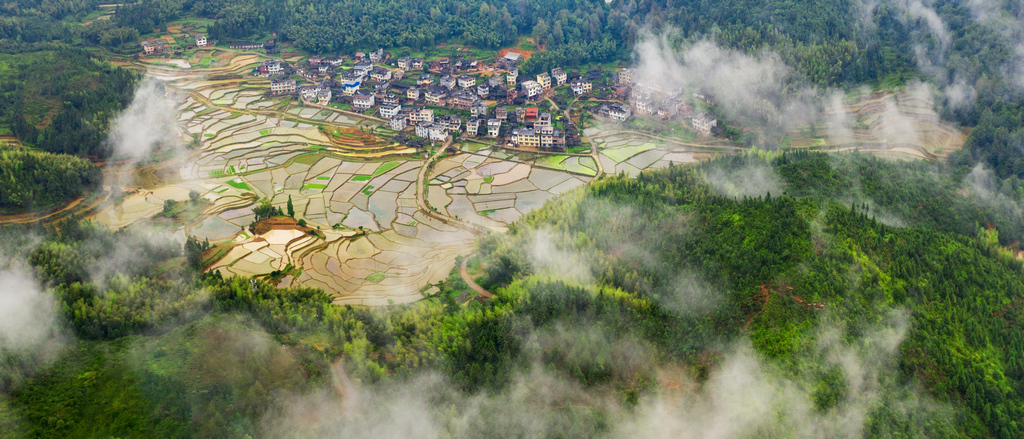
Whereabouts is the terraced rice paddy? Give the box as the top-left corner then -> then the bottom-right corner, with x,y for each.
94,53 -> 732,306
586,131 -> 717,177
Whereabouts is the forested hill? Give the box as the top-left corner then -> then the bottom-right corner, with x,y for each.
474,151 -> 1024,437
0,48 -> 139,158
4,152 -> 1024,437
70,0 -> 916,83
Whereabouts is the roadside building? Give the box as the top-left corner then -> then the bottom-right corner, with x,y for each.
692,113 -> 718,135
316,88 -> 332,105
270,78 -> 296,95
511,128 -> 540,148
379,103 -> 401,118
487,119 -> 502,137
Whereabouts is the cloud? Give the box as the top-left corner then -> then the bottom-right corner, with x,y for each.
257,308 -> 953,439
703,158 -> 783,199
0,260 -> 69,393
106,78 -> 183,162
963,163 -> 1024,220
611,309 -> 952,438
528,227 -> 595,284
633,34 -> 821,133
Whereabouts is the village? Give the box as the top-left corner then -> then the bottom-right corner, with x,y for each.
256,47 -> 722,151
144,36 -> 723,152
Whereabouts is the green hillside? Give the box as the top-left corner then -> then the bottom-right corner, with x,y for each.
3,153 -> 1023,437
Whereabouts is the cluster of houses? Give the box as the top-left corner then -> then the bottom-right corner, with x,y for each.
259,46 -> 720,152
259,49 -> 592,149
141,34 -> 210,55
611,68 -> 720,135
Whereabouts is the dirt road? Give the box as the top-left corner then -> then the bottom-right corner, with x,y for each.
415,137 -> 487,234
460,254 -> 495,299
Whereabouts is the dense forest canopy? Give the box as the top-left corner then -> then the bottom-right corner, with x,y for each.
0,146 -> 103,209
0,48 -> 139,158
2,153 -> 1024,437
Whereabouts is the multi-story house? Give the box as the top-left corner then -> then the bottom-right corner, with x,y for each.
457,75 -> 476,89
425,86 -> 448,106
487,119 -> 502,137
692,113 -> 718,135
551,68 -> 567,86
389,116 -> 407,131
259,59 -> 283,76
440,74 -> 456,90
417,74 -> 433,86
407,87 -> 421,101
571,79 -> 592,95
471,102 -> 488,118
317,88 -> 332,105
353,91 -> 375,110
599,103 -> 632,121
370,67 -> 392,82
369,48 -> 384,63
617,68 -> 633,86
439,115 -> 462,133
341,71 -> 363,95
194,34 -> 208,48
270,78 -> 296,94
506,68 -> 518,87
520,80 -> 543,100
382,92 -> 400,105
477,83 -> 490,98
379,103 -> 401,118
489,74 -> 503,88
466,118 -> 482,136
409,107 -> 434,123
511,128 -> 540,148
536,73 -> 551,89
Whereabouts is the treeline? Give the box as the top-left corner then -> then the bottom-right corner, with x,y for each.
87,0 -> 922,86
0,48 -> 139,158
0,146 -> 102,209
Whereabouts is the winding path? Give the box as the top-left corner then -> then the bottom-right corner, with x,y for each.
415,137 -> 488,235
460,254 -> 494,299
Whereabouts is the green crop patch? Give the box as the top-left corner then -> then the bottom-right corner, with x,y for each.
303,183 -> 327,190
366,272 -> 387,283
258,129 -> 273,135
373,161 -> 401,176
225,180 -> 251,191
362,185 -> 375,195
316,176 -> 331,181
352,175 -> 372,181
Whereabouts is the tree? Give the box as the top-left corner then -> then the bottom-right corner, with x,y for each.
287,196 -> 295,218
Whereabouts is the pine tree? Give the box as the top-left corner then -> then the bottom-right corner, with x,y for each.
287,195 -> 295,218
